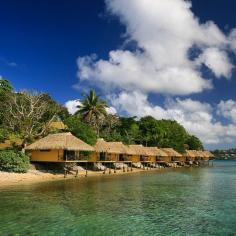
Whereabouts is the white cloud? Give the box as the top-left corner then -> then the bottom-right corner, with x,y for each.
197,48 -> 233,78
64,100 -> 81,114
106,106 -> 117,115
217,100 -> 236,123
77,0 -> 234,95
110,91 -> 236,147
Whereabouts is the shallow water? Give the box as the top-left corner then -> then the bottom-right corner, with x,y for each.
0,161 -> 236,235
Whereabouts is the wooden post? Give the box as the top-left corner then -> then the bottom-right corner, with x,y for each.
143,162 -> 145,170
123,162 -> 125,172
103,162 -> 106,174
127,162 -> 129,172
131,162 -> 133,172
85,161 -> 88,177
64,163 -> 67,178
109,162 -> 111,174
114,162 -> 116,173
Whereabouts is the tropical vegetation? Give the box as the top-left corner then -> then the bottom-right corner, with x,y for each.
0,78 -> 204,172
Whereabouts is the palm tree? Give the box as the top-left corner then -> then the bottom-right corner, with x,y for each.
76,90 -> 108,135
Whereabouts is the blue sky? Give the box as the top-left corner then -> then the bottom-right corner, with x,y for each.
1,0 -> 236,149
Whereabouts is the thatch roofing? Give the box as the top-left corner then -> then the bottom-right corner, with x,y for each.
184,150 -> 198,158
128,145 -> 147,155
144,147 -> 169,156
94,139 -> 110,153
161,148 -> 182,157
25,132 -> 94,151
107,142 -> 128,154
94,139 -> 128,154
203,150 -> 214,158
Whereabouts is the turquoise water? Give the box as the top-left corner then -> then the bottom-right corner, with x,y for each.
0,161 -> 236,235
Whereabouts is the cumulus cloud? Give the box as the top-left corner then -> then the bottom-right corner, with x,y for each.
197,48 -> 233,78
64,100 -> 81,114
217,100 -> 236,123
110,91 -> 236,147
77,0 -> 235,95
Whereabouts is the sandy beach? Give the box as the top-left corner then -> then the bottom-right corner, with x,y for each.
0,167 -> 165,187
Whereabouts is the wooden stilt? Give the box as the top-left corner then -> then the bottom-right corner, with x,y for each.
109,162 -> 111,174
127,163 -> 129,172
114,163 -> 116,173
64,163 -> 67,178
85,161 -> 88,177
131,162 -> 133,172
123,162 -> 125,172
103,162 -> 106,174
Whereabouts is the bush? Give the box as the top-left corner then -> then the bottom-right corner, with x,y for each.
0,150 -> 30,173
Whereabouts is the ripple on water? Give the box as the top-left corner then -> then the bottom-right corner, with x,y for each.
0,161 -> 236,235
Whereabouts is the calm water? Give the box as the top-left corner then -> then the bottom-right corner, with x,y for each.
0,161 -> 236,236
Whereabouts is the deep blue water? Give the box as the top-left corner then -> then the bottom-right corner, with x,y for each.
0,161 -> 236,236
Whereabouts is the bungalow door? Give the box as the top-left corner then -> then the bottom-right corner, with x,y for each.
63,150 -> 76,161
99,152 -> 106,161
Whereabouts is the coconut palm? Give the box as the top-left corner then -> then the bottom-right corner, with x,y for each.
76,90 -> 108,135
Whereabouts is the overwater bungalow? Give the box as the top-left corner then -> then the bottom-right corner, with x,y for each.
184,150 -> 197,162
125,145 -> 143,163
25,132 -> 94,162
161,148 -> 183,163
128,145 -> 148,162
143,147 -> 167,163
93,139 -> 128,162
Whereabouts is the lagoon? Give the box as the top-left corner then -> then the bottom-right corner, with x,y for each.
0,161 -> 236,235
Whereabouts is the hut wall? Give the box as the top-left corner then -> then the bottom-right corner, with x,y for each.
126,155 -> 140,162
149,156 -> 156,162
30,149 -> 63,162
106,153 -> 119,161
173,156 -> 186,162
88,152 -> 98,162
157,156 -> 171,162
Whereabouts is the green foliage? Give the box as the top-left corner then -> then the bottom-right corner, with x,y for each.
76,90 -> 108,135
185,135 -> 203,150
138,117 -> 189,153
65,116 -> 97,145
117,117 -> 140,144
155,119 -> 189,153
0,128 -> 9,142
0,79 -> 13,95
0,150 -> 30,173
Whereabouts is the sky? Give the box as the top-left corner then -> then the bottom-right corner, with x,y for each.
1,0 -> 236,150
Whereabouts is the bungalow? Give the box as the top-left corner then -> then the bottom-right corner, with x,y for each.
93,139 -> 128,162
25,132 -> 94,162
161,148 -> 183,163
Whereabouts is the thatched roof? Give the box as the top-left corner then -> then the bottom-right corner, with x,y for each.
184,150 -> 198,158
94,139 -> 110,153
144,147 -> 169,156
161,148 -> 182,157
195,150 -> 206,157
25,132 -> 94,151
128,145 -> 147,155
203,150 -> 214,158
94,139 -> 128,154
107,142 -> 128,154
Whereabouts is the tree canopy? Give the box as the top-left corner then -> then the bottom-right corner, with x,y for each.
0,79 -> 204,152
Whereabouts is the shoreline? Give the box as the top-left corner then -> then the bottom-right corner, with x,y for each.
0,167 -> 171,188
